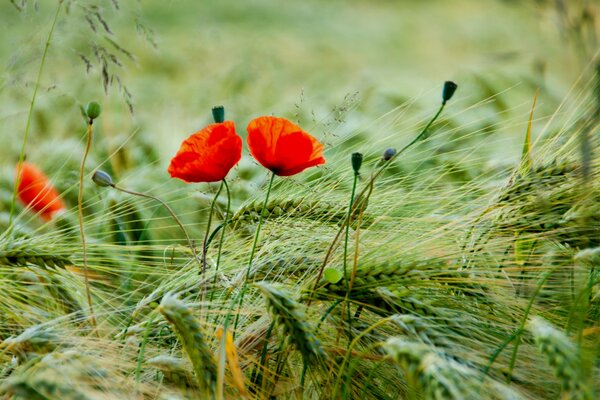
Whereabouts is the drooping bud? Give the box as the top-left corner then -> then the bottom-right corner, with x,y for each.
382,148 -> 397,161
212,106 -> 225,123
92,170 -> 114,187
351,152 -> 363,174
85,102 -> 102,120
442,81 -> 458,105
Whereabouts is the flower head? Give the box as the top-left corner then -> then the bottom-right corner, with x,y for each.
246,116 -> 325,176
168,121 -> 242,183
16,162 -> 65,221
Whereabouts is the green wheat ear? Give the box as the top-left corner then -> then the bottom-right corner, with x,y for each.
0,238 -> 71,269
255,282 -> 326,365
528,317 -> 592,400
158,293 -> 217,395
146,355 -> 197,389
384,337 -> 524,400
231,197 -> 373,229
1,325 -> 60,363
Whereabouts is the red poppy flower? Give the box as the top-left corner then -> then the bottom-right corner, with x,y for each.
168,121 -> 243,183
246,116 -> 326,176
16,162 -> 65,221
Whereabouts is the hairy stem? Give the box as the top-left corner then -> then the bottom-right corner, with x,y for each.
343,170 -> 359,340
202,181 -> 224,274
309,102 -> 447,303
112,185 -> 201,271
78,120 -> 97,330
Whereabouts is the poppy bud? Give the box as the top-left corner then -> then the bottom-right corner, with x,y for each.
92,170 -> 114,187
212,106 -> 225,123
85,102 -> 102,120
351,152 -> 363,174
382,148 -> 397,161
442,81 -> 458,105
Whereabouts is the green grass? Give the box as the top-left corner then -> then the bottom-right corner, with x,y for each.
1,0 -> 599,399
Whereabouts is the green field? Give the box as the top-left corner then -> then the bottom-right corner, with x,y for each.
1,0 -> 599,399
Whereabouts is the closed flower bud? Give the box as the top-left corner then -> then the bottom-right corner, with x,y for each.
351,152 -> 363,173
92,170 -> 114,187
212,106 -> 225,123
442,81 -> 458,104
382,147 -> 397,161
85,102 -> 102,120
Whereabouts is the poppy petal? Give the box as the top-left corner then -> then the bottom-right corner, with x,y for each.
16,162 -> 65,220
246,116 -> 326,176
168,121 -> 242,183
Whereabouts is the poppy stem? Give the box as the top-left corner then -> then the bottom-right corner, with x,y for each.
232,172 -> 276,336
342,169 -> 360,341
78,119 -> 98,332
111,185 -> 202,272
9,0 -> 63,227
308,100 -> 448,305
209,179 -> 231,304
202,181 -> 224,275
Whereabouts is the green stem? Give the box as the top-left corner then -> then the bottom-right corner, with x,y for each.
506,268 -> 554,383
78,120 -> 97,331
135,313 -> 156,388
209,179 -> 231,305
230,172 -> 276,336
343,171 -> 359,340
10,0 -> 63,227
202,181 -> 224,274
309,102 -> 446,304
215,179 -> 230,276
112,185 -> 201,272
331,317 -> 392,399
250,320 -> 276,387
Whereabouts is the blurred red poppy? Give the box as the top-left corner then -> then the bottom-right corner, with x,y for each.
246,116 -> 325,176
168,121 -> 242,183
16,162 -> 65,221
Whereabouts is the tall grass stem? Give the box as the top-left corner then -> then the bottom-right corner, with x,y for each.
9,0 -> 63,227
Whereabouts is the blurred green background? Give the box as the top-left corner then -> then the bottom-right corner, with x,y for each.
0,0 -> 597,194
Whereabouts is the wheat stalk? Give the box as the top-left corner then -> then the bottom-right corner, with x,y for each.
256,282 -> 325,365
158,293 -> 217,395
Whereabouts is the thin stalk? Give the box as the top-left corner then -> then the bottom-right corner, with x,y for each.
342,170 -> 359,340
111,184 -> 201,271
331,317 -> 392,399
215,179 -> 231,274
216,326 -> 227,400
202,181 -> 224,274
78,119 -> 97,331
232,172 -> 276,334
250,320 -> 276,388
10,0 -> 63,226
209,179 -> 231,305
309,102 -> 446,303
135,313 -> 157,389
506,268 -> 555,383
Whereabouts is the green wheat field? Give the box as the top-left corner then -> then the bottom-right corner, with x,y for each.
1,0 -> 599,399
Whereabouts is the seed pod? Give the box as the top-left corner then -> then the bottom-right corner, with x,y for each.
382,148 -> 397,161
351,152 -> 363,173
85,101 -> 102,120
92,170 -> 114,187
442,81 -> 458,104
212,105 -> 225,123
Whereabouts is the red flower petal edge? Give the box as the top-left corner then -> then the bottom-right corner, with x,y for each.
168,121 -> 243,183
16,162 -> 65,221
246,116 -> 325,176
